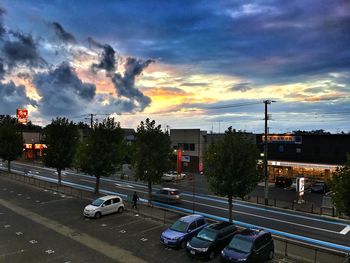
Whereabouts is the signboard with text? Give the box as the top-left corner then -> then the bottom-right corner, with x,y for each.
297,177 -> 305,196
262,135 -> 302,144
16,109 -> 28,124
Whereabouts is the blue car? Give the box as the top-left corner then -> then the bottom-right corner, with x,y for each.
160,215 -> 208,248
221,228 -> 274,263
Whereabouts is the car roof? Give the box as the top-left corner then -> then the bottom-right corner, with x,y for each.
98,195 -> 121,201
161,187 -> 179,191
180,214 -> 204,223
237,228 -> 269,240
206,222 -> 235,231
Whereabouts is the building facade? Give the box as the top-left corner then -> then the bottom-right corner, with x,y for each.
256,134 -> 350,181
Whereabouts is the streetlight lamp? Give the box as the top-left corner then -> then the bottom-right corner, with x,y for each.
263,100 -> 276,206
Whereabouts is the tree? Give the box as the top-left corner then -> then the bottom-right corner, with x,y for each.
132,118 -> 172,205
43,118 -> 79,185
204,127 -> 261,223
0,122 -> 23,172
76,117 -> 125,194
329,156 -> 350,216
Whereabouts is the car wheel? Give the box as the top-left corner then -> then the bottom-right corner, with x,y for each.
118,207 -> 124,213
268,249 -> 274,260
180,240 -> 186,249
209,251 -> 215,260
94,212 -> 101,219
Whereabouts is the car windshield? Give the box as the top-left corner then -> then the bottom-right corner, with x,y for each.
197,229 -> 217,242
170,220 -> 189,233
91,198 -> 104,206
227,236 -> 253,253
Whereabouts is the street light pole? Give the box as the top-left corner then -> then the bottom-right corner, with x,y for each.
263,100 -> 276,206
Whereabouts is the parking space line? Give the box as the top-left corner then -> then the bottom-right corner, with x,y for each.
0,198 -> 148,263
40,198 -> 69,205
109,219 -> 144,230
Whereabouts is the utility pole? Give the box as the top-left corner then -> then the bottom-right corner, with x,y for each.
90,114 -> 94,129
263,100 -> 276,206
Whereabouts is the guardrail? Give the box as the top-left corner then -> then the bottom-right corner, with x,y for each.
1,170 -> 349,263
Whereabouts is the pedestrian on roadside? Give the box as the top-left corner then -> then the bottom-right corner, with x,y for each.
132,191 -> 139,209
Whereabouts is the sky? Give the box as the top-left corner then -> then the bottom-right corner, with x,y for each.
0,0 -> 349,133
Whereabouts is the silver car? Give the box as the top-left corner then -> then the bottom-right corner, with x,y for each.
152,188 -> 182,204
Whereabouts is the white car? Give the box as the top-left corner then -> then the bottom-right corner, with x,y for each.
83,195 -> 124,219
162,171 -> 186,182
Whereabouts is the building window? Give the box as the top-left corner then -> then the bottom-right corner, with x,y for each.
178,143 -> 184,149
189,143 -> 195,151
296,148 -> 301,153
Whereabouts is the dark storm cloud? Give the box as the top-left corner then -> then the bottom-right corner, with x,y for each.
33,63 -> 96,117
0,61 -> 5,80
51,22 -> 76,43
88,37 -> 117,73
0,7 -> 5,37
230,82 -> 252,92
0,81 -> 37,114
2,31 -> 46,68
110,57 -> 154,110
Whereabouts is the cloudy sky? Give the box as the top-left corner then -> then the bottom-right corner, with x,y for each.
0,0 -> 349,133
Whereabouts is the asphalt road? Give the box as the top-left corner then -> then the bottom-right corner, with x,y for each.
0,175 -> 294,263
2,161 -> 350,253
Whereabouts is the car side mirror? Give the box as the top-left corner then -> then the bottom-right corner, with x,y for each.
188,229 -> 192,233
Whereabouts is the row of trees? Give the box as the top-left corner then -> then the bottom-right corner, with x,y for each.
1,116 -> 350,219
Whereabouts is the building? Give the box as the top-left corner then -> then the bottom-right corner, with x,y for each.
256,134 -> 350,181
170,129 -> 207,173
170,129 -> 255,173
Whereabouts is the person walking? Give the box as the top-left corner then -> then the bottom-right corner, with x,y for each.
132,191 -> 139,209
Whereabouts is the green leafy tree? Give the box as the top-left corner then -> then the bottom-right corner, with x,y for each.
132,118 -> 172,205
204,127 -> 261,223
76,117 -> 125,194
43,118 -> 80,185
329,156 -> 350,216
0,122 -> 23,172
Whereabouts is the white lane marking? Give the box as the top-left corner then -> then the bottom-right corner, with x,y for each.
115,183 -> 134,189
29,240 -> 38,244
45,249 -> 55,254
340,225 -> 350,235
181,199 -> 344,235
120,229 -> 126,233
15,232 -> 23,235
140,237 -> 148,242
4,224 -> 11,228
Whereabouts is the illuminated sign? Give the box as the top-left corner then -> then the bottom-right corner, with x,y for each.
34,144 -> 47,150
297,177 -> 305,196
262,135 -> 302,144
16,109 -> 28,124
25,144 -> 32,149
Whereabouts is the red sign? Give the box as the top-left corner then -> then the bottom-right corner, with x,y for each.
17,109 -> 28,124
177,148 -> 182,175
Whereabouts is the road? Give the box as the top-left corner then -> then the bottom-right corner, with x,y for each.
2,161 -> 350,253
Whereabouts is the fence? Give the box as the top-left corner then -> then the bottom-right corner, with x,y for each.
247,195 -> 350,219
1,170 -> 349,263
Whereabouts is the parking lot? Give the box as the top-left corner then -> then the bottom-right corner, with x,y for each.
0,175 -> 290,263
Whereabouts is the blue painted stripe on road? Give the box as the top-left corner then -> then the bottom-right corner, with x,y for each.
153,202 -> 350,253
13,165 -> 346,227
182,192 -> 348,227
9,168 -> 350,252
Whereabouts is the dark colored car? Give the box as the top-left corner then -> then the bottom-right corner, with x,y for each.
311,181 -> 330,194
275,176 -> 292,188
160,215 -> 208,248
152,188 -> 182,204
221,228 -> 274,263
186,222 -> 239,260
